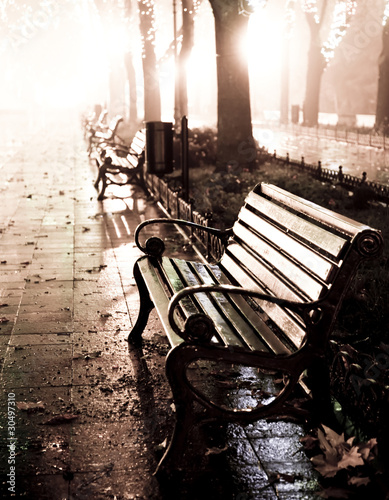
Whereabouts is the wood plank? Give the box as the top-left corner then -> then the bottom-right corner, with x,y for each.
243,191 -> 348,258
137,258 -> 183,347
260,183 -> 371,237
220,252 -> 307,349
233,222 -> 326,299
191,262 -> 290,353
237,207 -> 336,282
173,260 -> 244,347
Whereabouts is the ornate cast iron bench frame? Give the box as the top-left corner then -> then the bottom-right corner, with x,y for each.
128,183 -> 383,473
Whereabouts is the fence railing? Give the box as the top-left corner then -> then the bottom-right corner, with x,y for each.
143,170 -> 225,261
143,132 -> 389,261
290,123 -> 387,149
271,151 -> 389,204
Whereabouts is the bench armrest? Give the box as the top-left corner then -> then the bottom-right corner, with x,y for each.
135,218 -> 233,257
167,284 -> 323,344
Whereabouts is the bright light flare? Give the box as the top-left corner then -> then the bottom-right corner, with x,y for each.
245,11 -> 284,76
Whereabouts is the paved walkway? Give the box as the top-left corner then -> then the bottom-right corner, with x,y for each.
0,111 -> 319,499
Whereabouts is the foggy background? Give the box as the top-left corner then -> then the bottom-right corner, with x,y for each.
0,0 -> 384,127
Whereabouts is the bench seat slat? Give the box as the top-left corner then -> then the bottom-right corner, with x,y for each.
171,260 -> 246,348
220,252 -> 306,350
233,222 -> 326,299
191,262 -> 292,354
224,242 -> 325,302
158,258 -> 199,319
244,191 -> 348,258
237,207 -> 336,282
137,258 -> 183,347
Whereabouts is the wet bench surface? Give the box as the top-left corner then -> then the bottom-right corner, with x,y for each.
128,182 -> 383,474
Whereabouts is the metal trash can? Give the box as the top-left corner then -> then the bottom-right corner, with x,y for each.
145,121 -> 173,175
291,105 -> 300,124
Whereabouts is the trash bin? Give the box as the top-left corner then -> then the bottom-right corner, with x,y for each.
145,121 -> 173,175
291,105 -> 300,124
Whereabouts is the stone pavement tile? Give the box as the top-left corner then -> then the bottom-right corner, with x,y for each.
249,436 -> 320,499
9,333 -> 72,346
70,384 -> 137,423
69,470 -> 161,500
1,344 -> 72,389
0,472 -> 69,500
0,323 -> 14,336
0,386 -> 72,478
20,283 -> 73,310
15,309 -> 73,325
72,352 -> 133,389
13,320 -> 74,335
69,421 -> 155,474
0,292 -> 22,307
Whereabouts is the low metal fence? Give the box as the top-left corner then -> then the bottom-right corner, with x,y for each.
291,124 -> 387,149
144,170 -> 225,261
274,152 -> 389,204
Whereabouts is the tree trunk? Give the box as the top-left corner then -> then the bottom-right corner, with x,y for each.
176,0 -> 195,120
303,40 -> 326,127
209,0 -> 255,171
303,17 -> 326,127
138,0 -> 161,122
124,51 -> 138,124
375,20 -> 389,134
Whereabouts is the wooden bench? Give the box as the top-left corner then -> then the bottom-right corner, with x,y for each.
94,130 -> 147,200
84,108 -> 107,136
128,183 -> 383,473
88,114 -> 124,155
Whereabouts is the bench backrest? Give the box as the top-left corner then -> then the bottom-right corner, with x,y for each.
220,183 -> 383,350
130,130 -> 146,157
107,115 -> 123,137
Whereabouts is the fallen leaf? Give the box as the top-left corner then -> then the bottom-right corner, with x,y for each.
311,454 -> 341,478
205,445 -> 228,456
337,446 -> 364,470
43,414 -> 78,425
358,438 -> 378,461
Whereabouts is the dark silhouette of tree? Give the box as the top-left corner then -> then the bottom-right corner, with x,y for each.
175,0 -> 196,121
208,0 -> 256,171
376,2 -> 389,133
302,0 -> 356,127
124,1 -> 139,124
138,0 -> 161,121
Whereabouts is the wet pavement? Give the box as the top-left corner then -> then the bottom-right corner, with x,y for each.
253,123 -> 389,186
0,111 -> 319,499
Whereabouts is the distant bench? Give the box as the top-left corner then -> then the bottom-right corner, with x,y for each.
88,115 -> 124,156
128,182 -> 383,473
94,130 -> 147,200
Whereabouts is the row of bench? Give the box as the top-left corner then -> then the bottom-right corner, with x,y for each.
83,113 -> 384,475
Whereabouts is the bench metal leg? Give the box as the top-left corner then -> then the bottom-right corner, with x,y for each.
154,344 -> 200,474
96,165 -> 108,200
128,264 -> 154,344
154,399 -> 195,476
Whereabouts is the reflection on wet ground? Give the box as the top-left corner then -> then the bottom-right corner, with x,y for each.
254,125 -> 389,186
